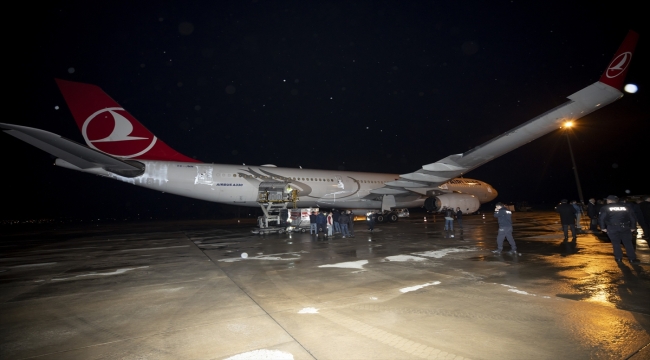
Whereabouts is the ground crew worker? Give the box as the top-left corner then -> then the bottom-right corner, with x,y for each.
641,196 -> 650,239
587,198 -> 598,231
339,211 -> 351,238
309,211 -> 318,234
332,209 -> 341,234
556,199 -> 577,242
347,210 -> 355,237
316,211 -> 326,235
367,211 -> 376,232
571,200 -> 584,231
443,207 -> 454,231
326,212 -> 333,237
599,195 -> 640,264
492,202 -> 518,255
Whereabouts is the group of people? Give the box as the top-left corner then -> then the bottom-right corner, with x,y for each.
587,197 -> 650,239
555,195 -> 649,264
305,194 -> 649,264
309,209 -> 356,238
490,194 -> 649,264
594,195 -> 649,264
441,207 -> 464,234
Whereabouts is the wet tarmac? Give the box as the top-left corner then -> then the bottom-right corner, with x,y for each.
1,212 -> 648,359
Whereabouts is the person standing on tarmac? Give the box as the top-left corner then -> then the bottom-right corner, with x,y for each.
332,209 -> 341,234
339,211 -> 351,238
556,199 -> 578,242
367,211 -> 376,232
326,212 -> 333,237
347,210 -> 355,237
599,195 -> 640,264
492,202 -> 518,255
456,207 -> 463,229
626,199 -> 648,242
622,198 -> 645,248
316,211 -> 327,235
443,207 -> 454,231
571,200 -> 584,231
640,196 -> 650,239
587,198 -> 598,231
309,211 -> 318,234
596,199 -> 604,215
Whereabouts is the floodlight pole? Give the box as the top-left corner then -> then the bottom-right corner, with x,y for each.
565,129 -> 584,204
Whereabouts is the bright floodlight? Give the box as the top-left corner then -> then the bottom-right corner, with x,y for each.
564,121 -> 574,128
624,84 -> 638,93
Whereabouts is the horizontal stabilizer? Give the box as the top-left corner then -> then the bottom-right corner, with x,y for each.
1,123 -> 144,177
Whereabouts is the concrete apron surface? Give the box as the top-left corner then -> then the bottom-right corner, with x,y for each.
0,211 -> 648,360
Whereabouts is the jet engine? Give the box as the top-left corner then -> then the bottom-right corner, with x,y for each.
424,193 -> 480,214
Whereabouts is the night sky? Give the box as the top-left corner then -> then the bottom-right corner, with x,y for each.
5,1 -> 648,221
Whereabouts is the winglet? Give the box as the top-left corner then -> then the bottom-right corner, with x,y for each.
55,79 -> 199,163
598,30 -> 639,90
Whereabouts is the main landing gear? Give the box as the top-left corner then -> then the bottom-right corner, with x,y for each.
376,212 -> 399,223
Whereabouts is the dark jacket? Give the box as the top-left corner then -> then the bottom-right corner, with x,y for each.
443,208 -> 454,218
556,203 -> 577,225
587,202 -> 597,218
316,213 -> 326,225
628,202 -> 647,229
595,202 -> 604,215
599,203 -> 637,230
456,210 -> 463,219
339,213 -> 350,225
640,201 -> 650,224
309,214 -> 317,224
494,207 -> 513,227
332,211 -> 340,222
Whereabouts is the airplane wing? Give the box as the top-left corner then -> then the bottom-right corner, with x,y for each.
374,30 -> 638,196
1,123 -> 144,177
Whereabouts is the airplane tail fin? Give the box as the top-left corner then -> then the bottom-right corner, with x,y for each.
55,79 -> 198,162
598,30 -> 639,90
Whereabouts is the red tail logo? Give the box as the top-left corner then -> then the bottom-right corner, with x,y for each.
605,52 -> 632,79
599,30 -> 639,90
56,79 -> 199,162
83,107 -> 157,158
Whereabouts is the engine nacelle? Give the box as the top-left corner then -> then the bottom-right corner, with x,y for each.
424,193 -> 480,214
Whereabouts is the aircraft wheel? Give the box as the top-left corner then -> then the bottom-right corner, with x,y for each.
388,213 -> 399,222
376,214 -> 385,223
301,228 -> 306,233
279,229 -> 285,234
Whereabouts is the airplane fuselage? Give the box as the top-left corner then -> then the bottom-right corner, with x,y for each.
56,159 -> 498,211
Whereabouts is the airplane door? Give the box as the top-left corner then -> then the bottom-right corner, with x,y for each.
195,165 -> 214,185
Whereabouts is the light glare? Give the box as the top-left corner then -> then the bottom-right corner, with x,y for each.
624,84 -> 638,93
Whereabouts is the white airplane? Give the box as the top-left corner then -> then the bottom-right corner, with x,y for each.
1,31 -> 638,222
